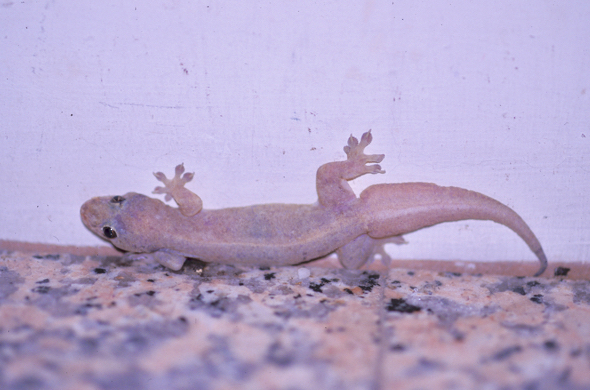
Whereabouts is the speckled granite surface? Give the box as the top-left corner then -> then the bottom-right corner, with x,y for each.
1,251 -> 589,390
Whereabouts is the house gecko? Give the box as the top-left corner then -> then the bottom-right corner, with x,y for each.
80,131 -> 547,276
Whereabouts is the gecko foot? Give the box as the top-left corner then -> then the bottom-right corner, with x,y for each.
368,236 -> 407,267
153,164 -> 203,217
153,164 -> 194,201
124,250 -> 187,271
343,131 -> 385,176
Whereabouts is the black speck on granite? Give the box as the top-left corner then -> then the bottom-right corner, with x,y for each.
554,266 -> 571,277
386,298 -> 421,313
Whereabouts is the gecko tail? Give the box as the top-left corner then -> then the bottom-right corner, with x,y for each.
533,248 -> 548,277
359,183 -> 548,276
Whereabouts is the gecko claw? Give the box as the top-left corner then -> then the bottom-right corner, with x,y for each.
359,129 -> 373,146
182,172 -> 194,182
175,163 -> 185,176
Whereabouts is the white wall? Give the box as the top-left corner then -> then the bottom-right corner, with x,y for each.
1,1 -> 588,263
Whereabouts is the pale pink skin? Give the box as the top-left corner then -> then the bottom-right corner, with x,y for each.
80,131 -> 547,276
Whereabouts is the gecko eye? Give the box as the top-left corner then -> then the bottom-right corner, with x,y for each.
110,196 -> 125,204
102,226 -> 117,239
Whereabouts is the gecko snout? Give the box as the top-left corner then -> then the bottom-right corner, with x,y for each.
80,196 -> 119,232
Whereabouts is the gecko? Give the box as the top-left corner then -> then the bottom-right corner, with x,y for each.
80,131 -> 548,276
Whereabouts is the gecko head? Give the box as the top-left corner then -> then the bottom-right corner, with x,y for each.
80,192 -> 165,253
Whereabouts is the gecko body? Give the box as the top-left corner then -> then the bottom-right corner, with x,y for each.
81,131 -> 547,276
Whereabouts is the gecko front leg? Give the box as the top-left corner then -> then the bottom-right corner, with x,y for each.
125,249 -> 187,271
153,164 -> 203,217
316,131 -> 385,208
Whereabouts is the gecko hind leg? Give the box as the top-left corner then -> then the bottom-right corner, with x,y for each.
316,131 -> 386,207
337,234 -> 407,269
153,164 -> 203,217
